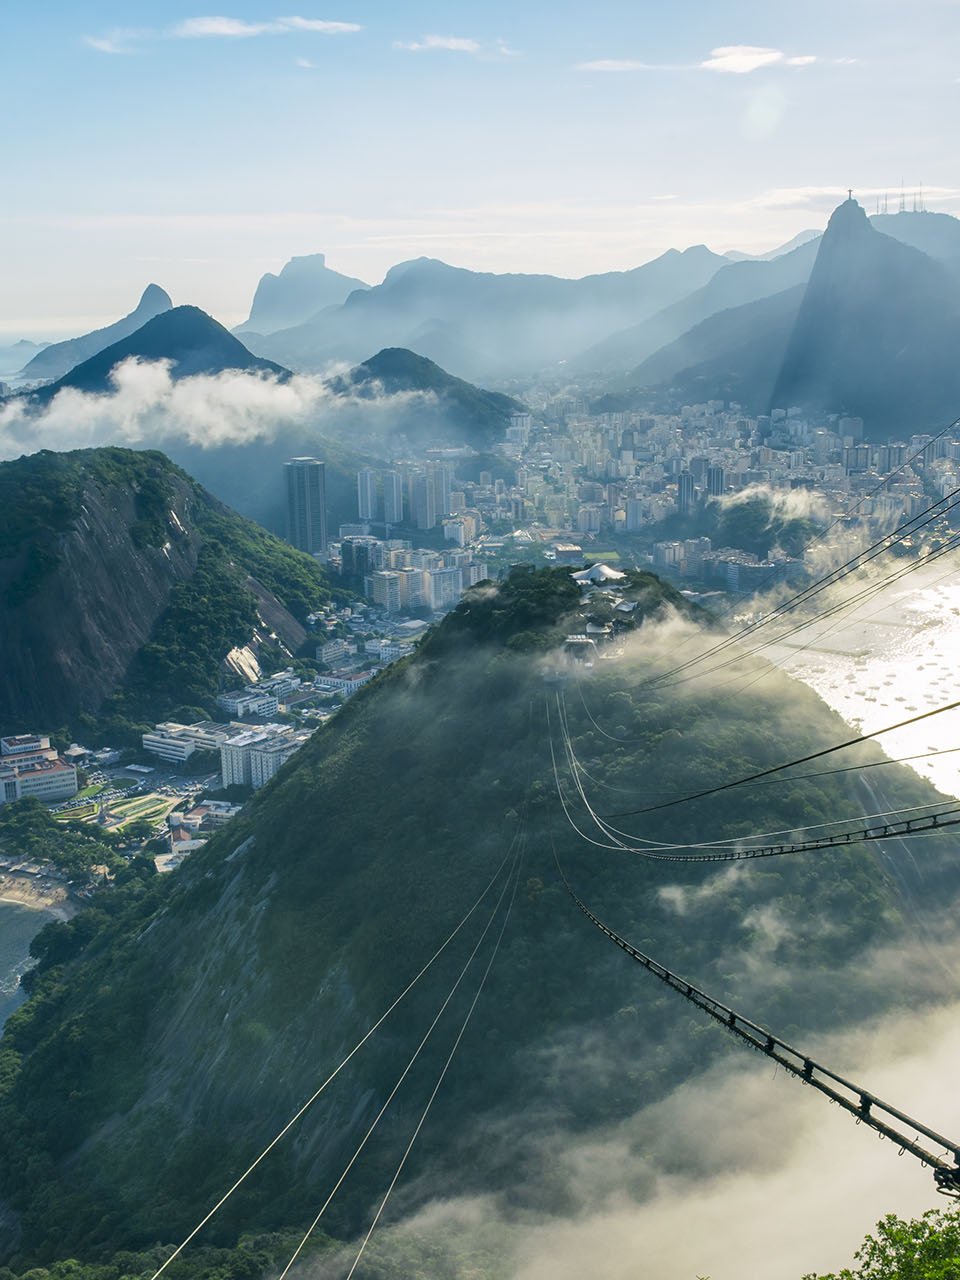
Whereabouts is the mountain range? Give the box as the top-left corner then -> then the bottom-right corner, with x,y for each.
8,204 -> 960,440
619,201 -> 960,433
11,309 -> 523,534
242,246 -> 730,379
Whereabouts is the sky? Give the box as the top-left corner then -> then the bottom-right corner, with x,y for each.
2,0 -> 959,337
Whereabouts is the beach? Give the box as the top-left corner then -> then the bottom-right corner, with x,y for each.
0,871 -> 77,921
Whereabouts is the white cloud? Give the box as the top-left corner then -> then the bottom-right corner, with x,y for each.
172,17 -> 274,37
701,45 -> 787,73
84,14 -> 361,52
279,16 -> 360,34
82,27 -> 150,54
395,34 -> 482,54
578,45 -> 819,75
0,359 -> 432,456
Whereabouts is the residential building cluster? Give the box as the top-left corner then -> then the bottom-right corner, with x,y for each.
332,534 -> 490,614
650,536 -> 806,592
486,396 -> 959,552
0,734 -> 78,806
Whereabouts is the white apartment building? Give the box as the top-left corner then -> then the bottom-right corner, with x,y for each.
142,721 -> 235,764
0,734 -> 78,805
216,691 -> 280,718
0,758 -> 78,805
220,725 -> 313,790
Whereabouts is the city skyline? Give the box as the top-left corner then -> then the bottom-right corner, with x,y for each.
3,0 -> 959,337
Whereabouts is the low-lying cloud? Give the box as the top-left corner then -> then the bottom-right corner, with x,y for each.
0,358 -> 432,456
305,994 -> 960,1280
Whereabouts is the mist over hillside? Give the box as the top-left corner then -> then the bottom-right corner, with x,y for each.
1,568 -> 958,1276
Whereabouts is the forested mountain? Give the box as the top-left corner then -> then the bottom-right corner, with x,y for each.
0,447 -> 338,737
19,285 -> 173,383
0,567 -> 955,1276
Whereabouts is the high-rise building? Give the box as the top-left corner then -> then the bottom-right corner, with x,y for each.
357,468 -> 379,521
285,458 -> 327,558
340,535 -> 380,586
430,462 -> 453,518
706,464 -> 725,498
677,471 -> 695,515
370,569 -> 403,613
382,470 -> 403,524
411,472 -> 437,530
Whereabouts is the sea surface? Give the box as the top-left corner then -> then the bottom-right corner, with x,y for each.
0,899 -> 51,1028
762,562 -> 960,802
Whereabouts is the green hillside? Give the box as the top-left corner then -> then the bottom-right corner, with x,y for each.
0,567 -> 953,1274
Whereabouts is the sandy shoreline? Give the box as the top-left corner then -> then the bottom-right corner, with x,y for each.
0,873 -> 79,921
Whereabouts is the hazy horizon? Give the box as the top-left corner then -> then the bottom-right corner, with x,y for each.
3,0 -> 959,337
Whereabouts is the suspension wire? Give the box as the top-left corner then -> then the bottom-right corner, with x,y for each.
553,841 -> 960,1197
550,697 -> 960,861
640,481 -> 960,691
556,693 -> 957,850
654,526 -> 960,694
273,830 -> 525,1280
654,415 -> 960,669
574,525 -> 960,743
604,697 -> 960,821
341,837 -> 526,1280
146,842 -> 518,1280
563,741 -> 960,799
687,548 -> 960,705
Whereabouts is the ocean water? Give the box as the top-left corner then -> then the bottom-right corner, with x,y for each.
763,563 -> 960,802
0,900 -> 52,1028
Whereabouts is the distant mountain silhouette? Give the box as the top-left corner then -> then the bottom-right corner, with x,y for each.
578,238 -> 819,373
723,228 -> 822,263
20,284 -> 172,382
33,305 -> 285,400
0,338 -> 48,376
245,248 -> 728,379
770,199 -> 960,429
869,209 -> 960,277
236,253 -> 369,335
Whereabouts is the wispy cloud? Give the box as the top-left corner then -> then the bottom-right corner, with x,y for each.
394,34 -> 482,54
85,14 -> 361,53
579,45 -> 818,75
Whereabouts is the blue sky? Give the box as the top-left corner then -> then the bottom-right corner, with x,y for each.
2,1 -> 958,336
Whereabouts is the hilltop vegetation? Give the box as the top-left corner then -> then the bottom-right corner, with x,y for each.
0,568 -> 953,1273
803,1206 -> 960,1280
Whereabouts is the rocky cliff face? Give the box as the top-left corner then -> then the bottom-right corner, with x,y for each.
0,468 -> 201,727
0,448 -> 329,732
